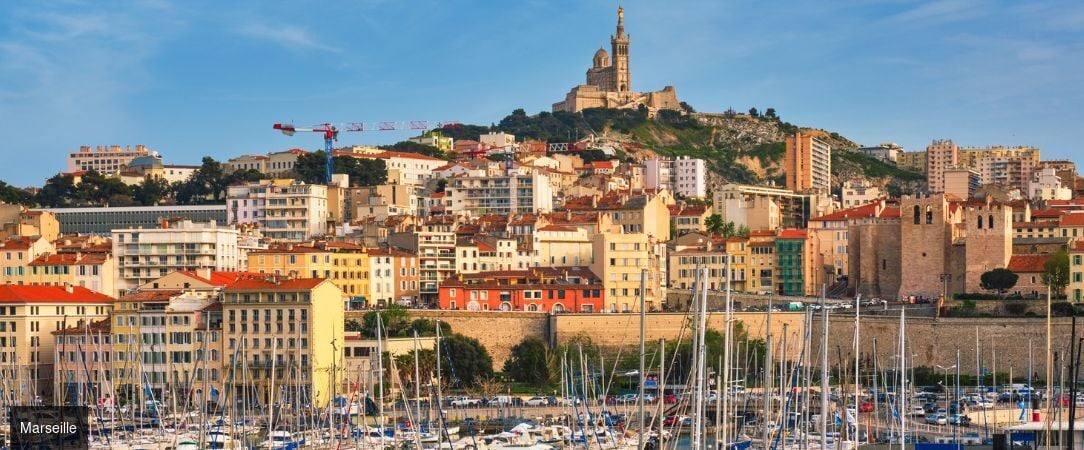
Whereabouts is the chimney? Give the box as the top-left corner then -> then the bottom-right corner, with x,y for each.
64,284 -> 74,294
197,267 -> 212,281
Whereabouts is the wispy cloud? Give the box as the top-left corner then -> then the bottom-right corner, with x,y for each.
236,22 -> 339,52
883,0 -> 987,26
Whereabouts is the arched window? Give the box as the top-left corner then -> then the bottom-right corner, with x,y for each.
977,215 -> 983,229
913,205 -> 921,224
552,303 -> 565,313
988,215 -> 994,229
499,302 -> 512,311
925,205 -> 933,224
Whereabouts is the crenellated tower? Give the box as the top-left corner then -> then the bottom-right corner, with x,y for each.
611,6 -> 630,92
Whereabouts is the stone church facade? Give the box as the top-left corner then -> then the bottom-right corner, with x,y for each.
552,7 -> 681,113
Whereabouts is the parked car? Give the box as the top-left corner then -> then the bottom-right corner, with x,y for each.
910,406 -> 927,416
485,395 -> 514,406
663,394 -> 678,404
859,402 -> 874,412
524,396 -> 548,406
948,414 -> 971,426
449,397 -> 481,407
616,394 -> 638,404
925,414 -> 947,425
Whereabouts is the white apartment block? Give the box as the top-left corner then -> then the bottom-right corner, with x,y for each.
355,151 -> 446,186
1028,167 -> 1073,201
644,156 -> 707,198
67,145 -> 160,174
532,225 -> 594,267
841,179 -> 883,208
444,169 -> 553,216
226,180 -> 328,242
112,220 -> 245,292
479,132 -> 516,148
225,149 -> 307,176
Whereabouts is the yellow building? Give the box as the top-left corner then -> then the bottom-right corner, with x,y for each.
0,285 -> 114,404
668,248 -> 728,291
1072,240 -> 1084,302
15,253 -> 116,297
0,236 -> 55,282
590,232 -> 666,312
222,277 -> 344,407
725,237 -> 750,292
248,242 -> 371,307
747,231 -> 777,295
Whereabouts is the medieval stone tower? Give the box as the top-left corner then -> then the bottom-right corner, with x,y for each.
899,194 -> 956,299
963,199 -> 1012,293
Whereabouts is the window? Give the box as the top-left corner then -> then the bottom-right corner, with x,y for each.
988,215 -> 994,229
913,205 -> 920,224
925,205 -> 933,224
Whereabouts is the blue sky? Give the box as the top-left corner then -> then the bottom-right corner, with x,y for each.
2,0 -> 1083,186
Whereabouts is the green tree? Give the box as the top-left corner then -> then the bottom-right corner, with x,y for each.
380,141 -> 446,159
395,348 -> 437,395
0,181 -> 34,206
748,107 -> 759,117
345,319 -> 363,332
980,268 -> 1018,296
1042,250 -> 1071,297
131,177 -> 172,206
294,151 -> 388,186
705,214 -> 724,234
721,221 -> 737,238
765,108 -> 777,118
440,333 -> 494,387
361,304 -> 411,337
736,225 -> 751,238
503,338 -> 550,387
37,174 -> 79,207
193,157 -> 228,201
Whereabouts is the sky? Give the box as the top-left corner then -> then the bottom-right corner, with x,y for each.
1,0 -> 1083,186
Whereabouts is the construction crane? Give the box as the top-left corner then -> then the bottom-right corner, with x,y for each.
273,120 -> 460,184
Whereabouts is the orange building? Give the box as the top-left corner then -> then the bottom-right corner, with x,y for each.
438,268 -> 604,313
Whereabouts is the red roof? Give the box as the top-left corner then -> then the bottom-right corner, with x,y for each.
750,230 -> 776,237
1031,209 -> 1064,219
224,277 -> 328,291
589,161 -> 614,169
777,229 -> 809,239
52,318 -> 111,336
0,236 -> 36,250
119,290 -> 182,302
176,270 -> 260,287
1062,214 -> 1084,226
1008,255 -> 1049,273
538,225 -> 577,232
1072,240 -> 1084,252
881,207 -> 901,218
0,285 -> 114,304
29,253 -> 109,266
810,203 -> 880,222
369,151 -> 444,161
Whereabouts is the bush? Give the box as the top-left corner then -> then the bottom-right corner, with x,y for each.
1004,302 -> 1029,316
1051,302 -> 1078,317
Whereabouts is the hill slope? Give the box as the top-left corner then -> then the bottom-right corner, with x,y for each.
436,108 -> 927,195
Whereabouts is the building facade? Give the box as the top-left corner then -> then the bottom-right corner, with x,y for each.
226,180 -> 328,241
112,221 -> 247,292
784,132 -> 831,193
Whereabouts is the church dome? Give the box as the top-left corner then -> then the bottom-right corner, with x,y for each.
593,47 -> 610,68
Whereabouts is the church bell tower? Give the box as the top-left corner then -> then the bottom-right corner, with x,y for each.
611,6 -> 630,93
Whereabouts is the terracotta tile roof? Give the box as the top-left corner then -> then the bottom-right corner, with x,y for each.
225,277 -> 328,291
250,245 -> 328,254
1061,214 -> 1084,226
1072,240 -> 1084,252
367,247 -> 415,258
750,230 -> 776,237
367,151 -> 444,161
777,229 -> 809,239
1007,254 -> 1049,273
538,225 -> 578,232
881,207 -> 901,218
52,318 -> 111,335
810,203 -> 880,222
0,285 -> 114,304
119,290 -> 182,302
0,236 -> 36,250
176,270 -> 261,287
1031,209 -> 1064,219
1014,221 -> 1057,228
29,253 -> 109,266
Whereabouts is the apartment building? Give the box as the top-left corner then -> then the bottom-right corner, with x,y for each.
247,242 -> 370,306
0,285 -> 114,404
841,180 -> 882,209
226,179 -> 328,241
775,229 -> 823,296
667,248 -> 728,291
438,267 -> 604,313
713,184 -> 831,231
0,206 -> 60,242
455,236 -> 525,274
347,184 -> 419,222
350,151 -> 446,186
387,217 -> 458,305
67,145 -> 159,175
16,253 -> 116,297
53,318 -> 112,407
644,156 -> 708,198
112,220 -> 249,292
856,143 -> 901,164
590,232 -> 666,312
444,170 -> 553,216
926,139 -> 959,193
225,149 -> 308,177
222,277 -> 344,407
944,167 -> 981,200
1,236 -> 57,283
747,231 -> 777,295
1071,240 -> 1084,302
532,225 -> 594,267
367,248 -> 419,307
897,151 -> 927,174
1028,167 -> 1072,201
111,289 -> 221,402
784,132 -> 831,193
669,204 -> 711,235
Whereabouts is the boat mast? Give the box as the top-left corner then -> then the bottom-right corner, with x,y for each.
820,287 -> 829,449
853,294 -> 861,449
692,266 -> 708,450
639,267 -> 647,450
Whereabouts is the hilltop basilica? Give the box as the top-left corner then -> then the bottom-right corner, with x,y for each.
552,7 -> 682,113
